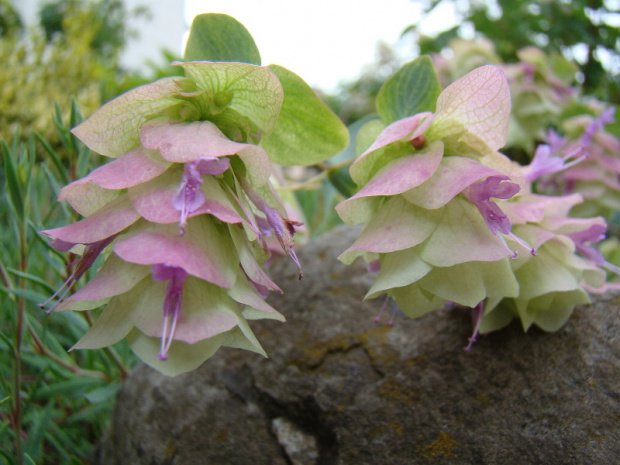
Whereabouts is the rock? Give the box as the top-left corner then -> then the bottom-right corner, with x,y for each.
95,226 -> 620,465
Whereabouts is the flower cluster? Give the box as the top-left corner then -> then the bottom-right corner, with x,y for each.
432,40 -> 578,153
533,107 -> 620,219
337,65 -> 617,347
41,62 -> 303,376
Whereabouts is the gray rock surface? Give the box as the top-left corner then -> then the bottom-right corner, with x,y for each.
95,226 -> 620,465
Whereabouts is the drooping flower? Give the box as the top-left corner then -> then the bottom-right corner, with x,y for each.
337,65 -> 524,321
532,106 -> 620,219
337,61 -> 618,348
39,54 -> 347,375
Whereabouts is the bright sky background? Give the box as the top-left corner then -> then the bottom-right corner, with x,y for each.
183,0 -> 458,91
18,0 -> 459,93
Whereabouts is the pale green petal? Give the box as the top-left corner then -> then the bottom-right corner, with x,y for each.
418,259 -> 518,308
337,249 -> 379,267
128,276 -> 239,345
127,329 -> 225,377
71,302 -> 134,350
389,284 -> 447,319
428,65 -> 510,152
365,248 -> 432,299
514,244 -> 581,301
342,196 -> 442,254
222,308 -> 267,357
336,195 -> 384,226
514,289 -> 590,332
228,223 -> 281,292
57,298 -> 110,312
58,182 -> 120,217
479,299 -> 517,334
72,77 -> 182,158
420,196 -> 510,266
229,271 -> 285,322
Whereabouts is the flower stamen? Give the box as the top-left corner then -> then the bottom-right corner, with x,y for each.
151,264 -> 188,361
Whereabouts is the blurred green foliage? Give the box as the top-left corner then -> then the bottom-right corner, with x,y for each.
1,104 -> 137,465
0,0 -> 175,149
413,0 -> 620,103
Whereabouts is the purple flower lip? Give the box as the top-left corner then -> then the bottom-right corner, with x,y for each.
580,107 -> 615,147
463,175 -> 535,258
239,176 -> 304,280
151,263 -> 188,361
39,235 -> 117,313
464,300 -> 485,352
173,156 -> 231,235
525,143 -> 588,183
566,223 -> 620,275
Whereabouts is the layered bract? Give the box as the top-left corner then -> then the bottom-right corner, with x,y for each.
42,62 -> 304,376
337,65 -> 613,342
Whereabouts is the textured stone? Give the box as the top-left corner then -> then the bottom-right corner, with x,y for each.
96,226 -> 620,465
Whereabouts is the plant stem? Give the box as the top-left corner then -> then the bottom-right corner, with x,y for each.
27,324 -> 108,380
12,228 -> 27,465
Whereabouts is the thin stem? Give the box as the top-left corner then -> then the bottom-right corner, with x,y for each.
27,324 -> 108,380
12,227 -> 27,465
276,159 -> 353,192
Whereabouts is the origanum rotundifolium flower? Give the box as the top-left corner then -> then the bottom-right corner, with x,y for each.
337,64 -> 619,349
40,59 -> 346,376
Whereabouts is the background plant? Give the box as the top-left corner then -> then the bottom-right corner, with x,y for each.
1,0 -> 619,463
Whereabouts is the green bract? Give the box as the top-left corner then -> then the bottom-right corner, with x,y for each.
41,13 -> 348,376
337,59 -> 618,347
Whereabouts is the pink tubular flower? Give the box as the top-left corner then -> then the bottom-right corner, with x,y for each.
524,142 -> 588,183
463,175 -> 535,258
151,264 -> 189,360
174,156 -> 231,234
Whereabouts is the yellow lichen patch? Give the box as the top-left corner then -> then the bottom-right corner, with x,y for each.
290,334 -> 362,370
377,379 -> 419,405
422,431 -> 457,459
287,325 -> 396,371
164,439 -> 177,459
391,420 -> 404,437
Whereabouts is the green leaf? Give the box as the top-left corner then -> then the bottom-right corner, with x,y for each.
2,140 -> 25,223
261,65 -> 349,166
84,382 -> 121,403
184,13 -> 261,65
34,132 -> 70,186
376,56 -> 441,124
178,61 -> 284,136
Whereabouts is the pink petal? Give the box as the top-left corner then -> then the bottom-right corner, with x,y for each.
341,196 -> 442,254
129,170 -> 245,225
140,119 -> 272,186
350,141 -> 443,199
41,194 -> 140,244
60,148 -> 170,195
67,254 -> 150,301
113,220 -> 236,288
403,155 -> 503,209
354,112 -> 434,165
508,193 -> 583,224
433,65 -> 511,151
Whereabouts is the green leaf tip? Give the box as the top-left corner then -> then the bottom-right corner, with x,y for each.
377,55 -> 441,124
184,13 -> 261,65
261,65 -> 349,166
